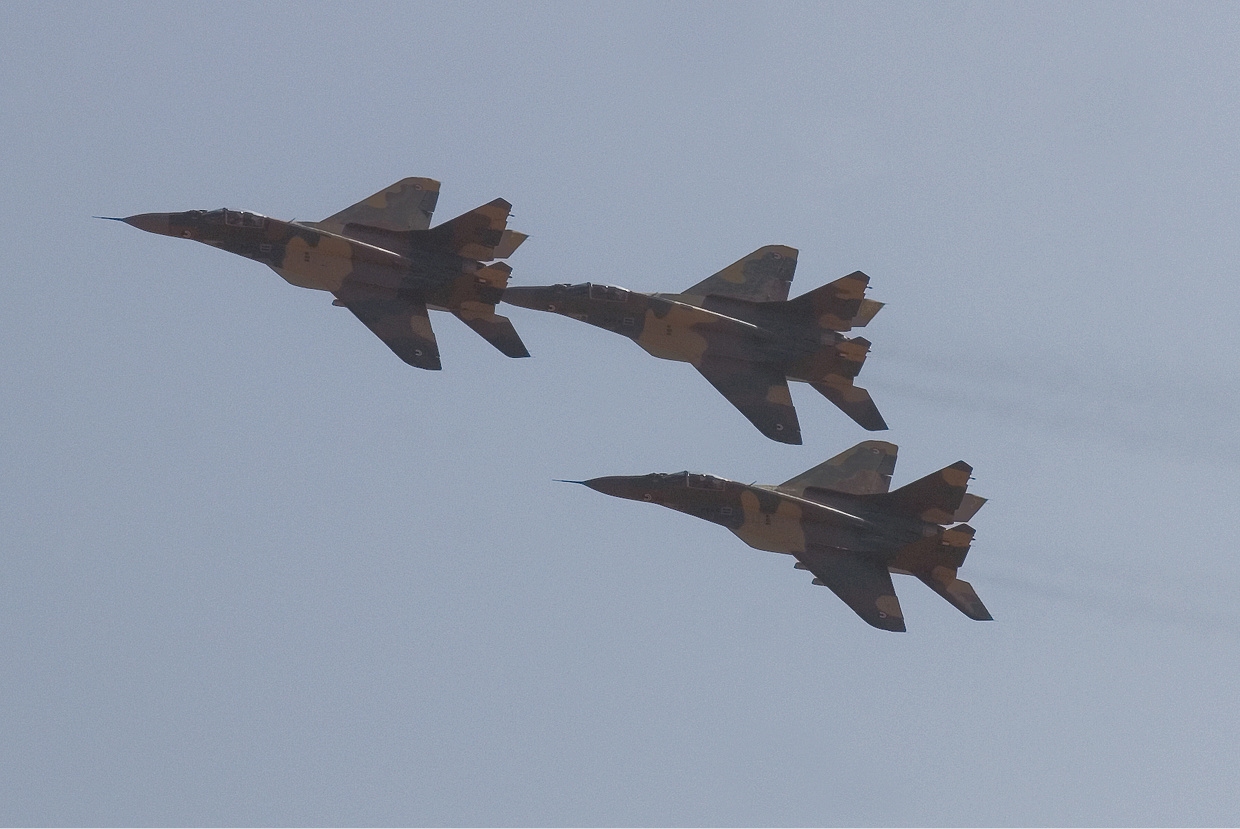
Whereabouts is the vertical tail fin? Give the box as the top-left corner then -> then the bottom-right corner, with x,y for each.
869,461 -> 972,523
423,198 -> 517,260
784,271 -> 883,332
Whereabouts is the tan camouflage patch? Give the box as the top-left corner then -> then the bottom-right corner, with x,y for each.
634,304 -> 711,362
278,234 -> 354,291
941,465 -> 971,488
732,490 -> 806,554
875,595 -> 903,619
765,383 -> 794,406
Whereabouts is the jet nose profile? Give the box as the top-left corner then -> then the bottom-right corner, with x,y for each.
122,213 -> 174,236
501,285 -> 559,312
580,475 -> 657,503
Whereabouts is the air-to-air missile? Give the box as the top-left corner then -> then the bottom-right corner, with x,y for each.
503,245 -> 885,444
568,441 -> 991,632
101,178 -> 529,369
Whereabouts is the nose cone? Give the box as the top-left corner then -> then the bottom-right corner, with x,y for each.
581,475 -> 657,503
122,213 -> 174,236
502,285 -> 560,312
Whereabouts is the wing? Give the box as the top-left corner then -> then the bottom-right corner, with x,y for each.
779,440 -> 898,497
316,177 -> 441,234
682,245 -> 798,303
693,357 -> 802,444
332,286 -> 442,370
794,548 -> 906,632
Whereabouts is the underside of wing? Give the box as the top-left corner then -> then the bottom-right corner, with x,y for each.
332,285 -> 441,370
694,357 -> 802,444
682,245 -> 798,303
795,548 -> 906,632
317,177 -> 441,234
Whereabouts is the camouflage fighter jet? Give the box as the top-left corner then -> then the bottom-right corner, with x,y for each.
102,178 -> 529,369
503,246 -> 885,443
570,441 -> 991,632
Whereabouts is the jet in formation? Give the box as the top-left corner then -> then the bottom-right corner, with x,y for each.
503,245 -> 885,444
570,441 -> 991,631
102,178 -> 529,369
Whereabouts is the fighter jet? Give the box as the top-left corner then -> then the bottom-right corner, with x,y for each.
102,178 -> 529,369
571,441 -> 991,631
503,246 -> 885,444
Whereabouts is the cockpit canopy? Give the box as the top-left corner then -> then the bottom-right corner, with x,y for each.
202,209 -> 266,228
653,471 -> 725,490
550,283 -> 629,302
686,473 -> 725,490
588,283 -> 628,302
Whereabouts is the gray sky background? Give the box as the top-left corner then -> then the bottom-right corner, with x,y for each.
3,3 -> 1239,825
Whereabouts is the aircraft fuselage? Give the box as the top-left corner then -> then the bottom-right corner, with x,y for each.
582,472 -> 937,560
503,282 -> 857,380
121,210 -> 503,310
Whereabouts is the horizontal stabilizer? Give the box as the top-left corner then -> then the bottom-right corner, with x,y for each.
779,441 -> 898,497
453,309 -> 530,358
808,377 -> 888,431
887,525 -> 990,621
918,568 -> 992,621
872,461 -> 971,523
852,298 -> 884,328
784,271 -> 875,332
683,245 -> 798,303
953,493 -> 987,523
492,229 -> 528,259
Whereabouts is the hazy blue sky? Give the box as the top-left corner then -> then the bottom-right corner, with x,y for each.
3,3 -> 1239,825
